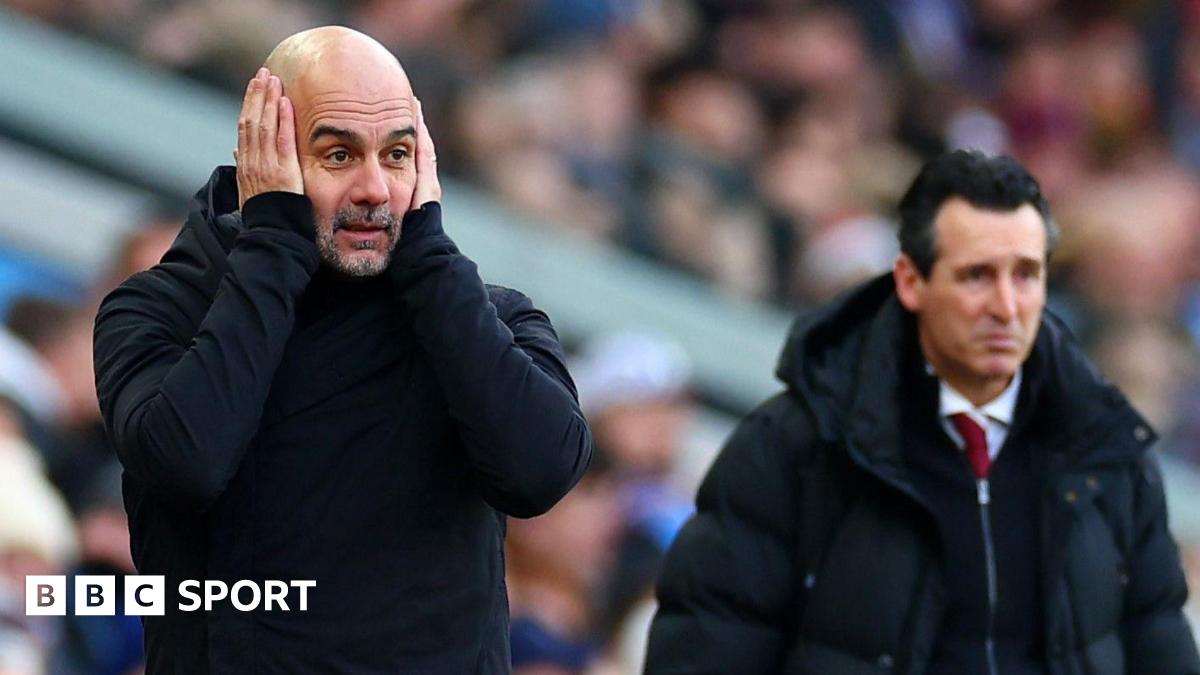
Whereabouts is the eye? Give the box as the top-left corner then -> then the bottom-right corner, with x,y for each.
326,149 -> 351,164
963,266 -> 989,282
1016,265 -> 1042,280
386,147 -> 410,163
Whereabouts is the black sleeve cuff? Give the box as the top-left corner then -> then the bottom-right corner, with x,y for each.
242,192 -> 316,240
385,202 -> 458,291
398,201 -> 444,245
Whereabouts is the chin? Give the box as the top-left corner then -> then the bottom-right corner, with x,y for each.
976,356 -> 1022,380
330,251 -> 390,277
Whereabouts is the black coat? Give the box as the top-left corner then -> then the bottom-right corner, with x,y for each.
646,274 -> 1199,674
93,168 -> 592,673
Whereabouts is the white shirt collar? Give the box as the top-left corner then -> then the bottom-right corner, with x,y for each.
937,368 -> 1022,429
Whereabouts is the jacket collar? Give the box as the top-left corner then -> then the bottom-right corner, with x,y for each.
776,274 -> 1154,482
150,166 -> 244,302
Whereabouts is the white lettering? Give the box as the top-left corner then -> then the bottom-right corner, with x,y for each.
263,580 -> 289,611
178,580 -> 201,611
230,580 -> 261,611
203,580 -> 228,611
291,580 -> 315,611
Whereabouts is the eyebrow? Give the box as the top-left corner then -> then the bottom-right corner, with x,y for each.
309,125 -> 362,145
952,255 -> 1044,271
308,125 -> 417,145
385,127 -> 417,144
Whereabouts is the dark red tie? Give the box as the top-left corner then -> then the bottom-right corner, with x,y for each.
950,413 -> 990,480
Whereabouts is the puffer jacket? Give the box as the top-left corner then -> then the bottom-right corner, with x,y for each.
646,274 -> 1199,674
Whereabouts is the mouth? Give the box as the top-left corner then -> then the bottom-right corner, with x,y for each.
338,222 -> 386,233
980,334 -> 1020,351
335,227 -> 390,250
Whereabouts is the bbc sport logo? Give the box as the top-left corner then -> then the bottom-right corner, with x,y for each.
26,576 -> 316,616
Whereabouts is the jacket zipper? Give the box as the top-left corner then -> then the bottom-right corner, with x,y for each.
977,478 -> 999,675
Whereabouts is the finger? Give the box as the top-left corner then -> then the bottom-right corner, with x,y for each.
277,96 -> 303,196
277,95 -> 297,160
243,69 -> 270,165
260,75 -> 281,164
417,98 -> 437,166
236,76 -> 257,160
237,69 -> 268,208
412,99 -> 442,208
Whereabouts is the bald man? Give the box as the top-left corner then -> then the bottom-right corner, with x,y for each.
94,27 -> 592,672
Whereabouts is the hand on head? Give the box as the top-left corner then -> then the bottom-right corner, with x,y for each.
235,67 -> 304,209
411,98 -> 442,211
236,27 -> 441,223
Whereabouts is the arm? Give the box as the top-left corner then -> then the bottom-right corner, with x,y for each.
385,204 -> 591,518
95,194 -> 318,510
384,101 -> 591,518
94,67 -> 315,511
1121,453 -> 1200,674
645,395 -> 801,674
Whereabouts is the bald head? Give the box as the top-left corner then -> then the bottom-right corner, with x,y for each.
261,25 -> 417,155
264,26 -> 409,96
259,26 -> 421,277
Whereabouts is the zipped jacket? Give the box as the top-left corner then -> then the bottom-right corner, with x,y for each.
646,274 -> 1199,674
94,168 -> 592,673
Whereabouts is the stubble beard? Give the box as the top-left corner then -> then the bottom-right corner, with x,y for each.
316,206 -> 402,277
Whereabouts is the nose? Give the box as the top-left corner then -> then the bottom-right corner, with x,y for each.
349,158 -> 389,208
989,275 -> 1018,323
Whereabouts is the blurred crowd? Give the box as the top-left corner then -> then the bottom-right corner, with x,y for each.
2,0 -> 1200,673
0,215 -> 179,674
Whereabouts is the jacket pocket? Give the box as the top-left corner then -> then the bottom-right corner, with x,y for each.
1060,481 -> 1125,645
1081,631 -> 1125,675
798,493 -> 929,666
787,639 -> 902,674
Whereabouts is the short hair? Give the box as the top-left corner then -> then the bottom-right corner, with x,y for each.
897,149 -> 1058,277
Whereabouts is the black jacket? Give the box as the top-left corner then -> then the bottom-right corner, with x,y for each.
93,168 -> 592,673
646,274 -> 1199,674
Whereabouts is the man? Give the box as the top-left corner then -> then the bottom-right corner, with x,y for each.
645,150 -> 1200,674
93,27 -> 592,672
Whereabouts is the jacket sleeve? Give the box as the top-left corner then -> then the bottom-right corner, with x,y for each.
1121,453 -> 1200,674
645,395 -> 801,674
94,192 -> 319,511
384,202 -> 592,518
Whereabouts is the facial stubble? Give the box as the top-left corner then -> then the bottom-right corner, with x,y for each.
315,206 -> 403,276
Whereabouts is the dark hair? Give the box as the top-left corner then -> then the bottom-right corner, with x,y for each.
897,149 -> 1059,277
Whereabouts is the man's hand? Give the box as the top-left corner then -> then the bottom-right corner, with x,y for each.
410,98 -> 442,210
235,67 -> 304,209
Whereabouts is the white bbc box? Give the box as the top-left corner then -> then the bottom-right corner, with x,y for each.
125,575 -> 166,616
75,575 -> 116,616
26,575 -> 66,616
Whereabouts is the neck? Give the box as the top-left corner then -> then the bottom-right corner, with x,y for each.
946,374 -> 1011,408
919,336 -> 1013,407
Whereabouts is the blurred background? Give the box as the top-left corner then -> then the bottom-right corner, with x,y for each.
0,0 -> 1199,673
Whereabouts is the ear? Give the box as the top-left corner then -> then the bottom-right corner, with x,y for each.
893,253 -> 924,313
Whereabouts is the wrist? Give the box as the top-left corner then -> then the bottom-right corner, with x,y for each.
242,192 -> 315,240
386,202 -> 455,288
398,201 -> 444,245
